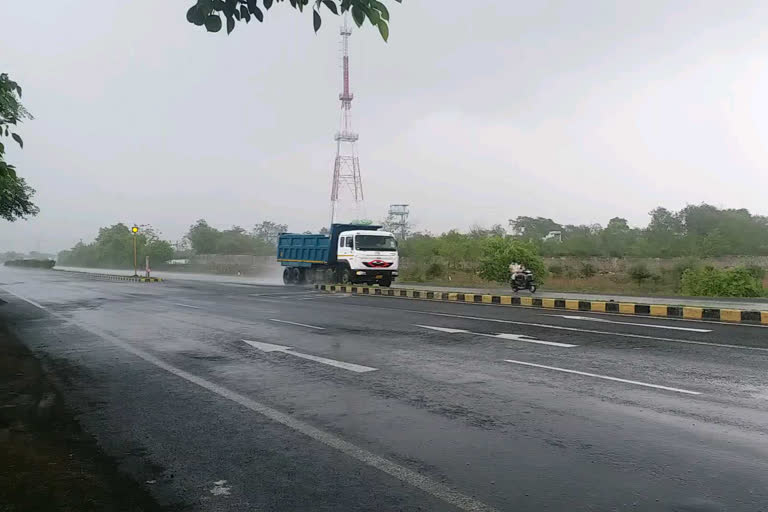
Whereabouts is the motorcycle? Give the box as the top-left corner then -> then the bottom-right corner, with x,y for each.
510,270 -> 537,293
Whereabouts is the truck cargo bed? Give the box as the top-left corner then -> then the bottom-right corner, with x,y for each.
277,234 -> 330,267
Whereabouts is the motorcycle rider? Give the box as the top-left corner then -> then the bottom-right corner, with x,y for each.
509,261 -> 527,277
509,261 -> 536,291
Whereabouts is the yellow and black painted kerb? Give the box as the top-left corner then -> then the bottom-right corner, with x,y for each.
315,284 -> 768,325
53,269 -> 163,283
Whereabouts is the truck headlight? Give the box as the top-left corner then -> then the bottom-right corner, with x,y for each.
392,271 -> 399,276
355,271 -> 366,275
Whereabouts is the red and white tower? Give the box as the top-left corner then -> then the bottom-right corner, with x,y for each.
330,18 -> 364,224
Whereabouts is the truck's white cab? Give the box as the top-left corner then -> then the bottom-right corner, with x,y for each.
336,229 -> 399,285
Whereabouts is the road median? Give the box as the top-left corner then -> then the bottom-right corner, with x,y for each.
315,284 -> 768,325
53,268 -> 163,283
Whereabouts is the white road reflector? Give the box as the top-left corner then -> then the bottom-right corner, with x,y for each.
242,339 -> 377,373
503,359 -> 701,395
549,315 -> 712,333
415,325 -> 577,348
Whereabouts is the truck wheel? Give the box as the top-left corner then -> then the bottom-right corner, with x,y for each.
379,278 -> 392,288
283,268 -> 293,285
291,268 -> 302,285
339,268 -> 352,284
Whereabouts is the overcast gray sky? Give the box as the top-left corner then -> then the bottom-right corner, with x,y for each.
3,1 -> 768,253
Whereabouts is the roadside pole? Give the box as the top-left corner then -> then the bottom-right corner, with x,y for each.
131,225 -> 139,277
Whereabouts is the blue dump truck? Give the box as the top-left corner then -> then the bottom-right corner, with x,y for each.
277,223 -> 399,286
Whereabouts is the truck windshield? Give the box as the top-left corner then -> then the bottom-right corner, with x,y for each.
355,235 -> 397,251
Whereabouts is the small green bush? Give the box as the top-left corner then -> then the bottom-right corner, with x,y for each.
478,237 -> 547,283
565,267 -> 580,279
398,263 -> 425,282
580,262 -> 597,278
681,266 -> 764,297
425,261 -> 445,280
548,263 -> 564,277
672,257 -> 700,277
669,257 -> 701,291
628,263 -> 653,285
744,265 -> 766,281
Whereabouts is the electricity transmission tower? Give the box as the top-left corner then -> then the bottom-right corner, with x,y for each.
387,204 -> 410,240
330,18 -> 364,224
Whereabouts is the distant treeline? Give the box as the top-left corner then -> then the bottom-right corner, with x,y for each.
401,204 -> 768,262
511,204 -> 768,258
57,224 -> 175,268
183,219 -> 286,256
56,204 -> 768,271
4,259 -> 55,269
57,219 -> 290,268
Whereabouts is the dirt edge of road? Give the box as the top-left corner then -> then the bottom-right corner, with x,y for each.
0,320 -> 171,512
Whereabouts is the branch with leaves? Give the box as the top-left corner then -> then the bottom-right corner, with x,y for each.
0,73 -> 38,221
186,0 -> 400,41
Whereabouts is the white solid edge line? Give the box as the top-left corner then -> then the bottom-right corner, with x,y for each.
269,318 -> 325,330
0,286 -> 497,512
3,290 -> 46,309
173,303 -> 202,309
543,314 -> 712,333
503,359 -> 701,395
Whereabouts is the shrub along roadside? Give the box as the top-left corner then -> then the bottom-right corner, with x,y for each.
681,266 -> 765,297
477,237 -> 547,284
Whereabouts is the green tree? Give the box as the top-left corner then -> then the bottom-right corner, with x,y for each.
477,237 -> 546,283
186,0 -> 400,41
601,217 -> 637,257
648,207 -> 683,234
144,240 -> 174,265
645,207 -> 684,257
94,223 -> 134,267
510,216 -> 562,241
186,219 -> 221,254
0,73 -> 38,221
139,226 -> 174,264
546,224 -> 603,257
253,220 -> 288,245
58,224 -> 175,268
217,226 -> 259,254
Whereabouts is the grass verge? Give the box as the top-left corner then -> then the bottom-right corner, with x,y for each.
0,321 -> 166,512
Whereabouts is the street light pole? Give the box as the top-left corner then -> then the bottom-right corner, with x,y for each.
132,225 -> 139,277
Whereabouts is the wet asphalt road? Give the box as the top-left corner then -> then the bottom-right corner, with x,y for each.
2,268 -> 768,511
